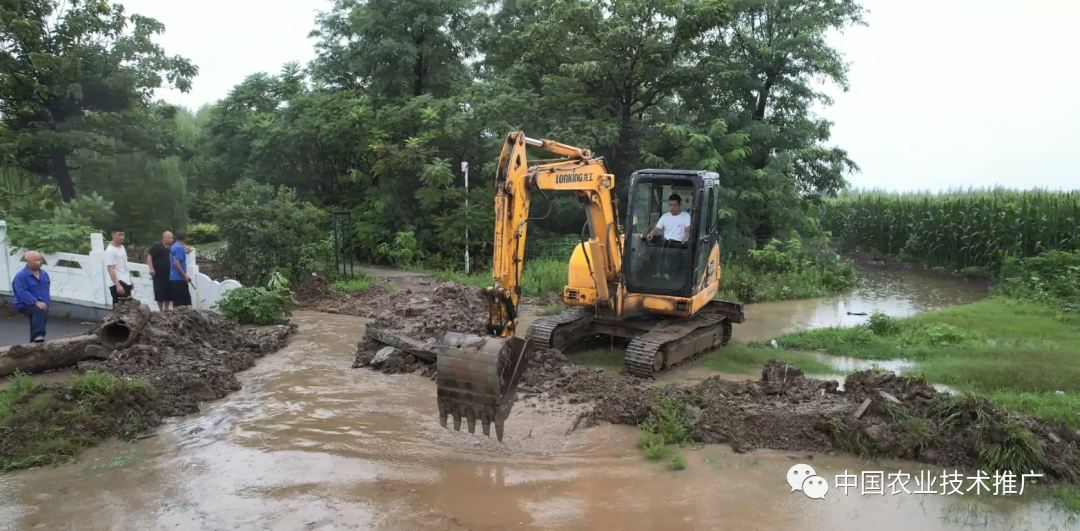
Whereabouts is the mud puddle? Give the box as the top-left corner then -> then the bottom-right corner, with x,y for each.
3,311 -> 1074,531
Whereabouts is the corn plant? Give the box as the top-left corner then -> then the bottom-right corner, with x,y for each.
816,188 -> 1080,270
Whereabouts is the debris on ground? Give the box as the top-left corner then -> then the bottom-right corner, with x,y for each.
586,360 -> 1080,485
300,279 -> 488,364
1,304 -> 292,470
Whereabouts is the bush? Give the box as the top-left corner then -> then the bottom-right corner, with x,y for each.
3,220 -> 98,254
2,190 -> 115,254
211,179 -> 329,285
717,236 -> 857,303
215,283 -> 295,326
996,250 -> 1080,311
377,231 -> 423,268
187,223 -> 221,245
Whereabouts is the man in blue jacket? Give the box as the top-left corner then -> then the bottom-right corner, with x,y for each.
11,250 -> 51,343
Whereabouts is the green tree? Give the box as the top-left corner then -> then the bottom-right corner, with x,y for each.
0,0 -> 197,202
211,179 -> 329,285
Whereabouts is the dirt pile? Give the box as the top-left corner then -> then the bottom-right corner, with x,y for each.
1,305 -> 292,471
519,349 -> 637,402
80,307 -> 292,416
587,359 -> 1080,484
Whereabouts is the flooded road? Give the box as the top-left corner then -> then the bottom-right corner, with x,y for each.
2,310 -> 1072,531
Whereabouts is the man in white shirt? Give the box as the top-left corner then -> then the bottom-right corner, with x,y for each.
646,193 -> 692,245
104,227 -> 134,306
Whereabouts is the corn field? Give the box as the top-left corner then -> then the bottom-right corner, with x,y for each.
816,189 -> 1080,270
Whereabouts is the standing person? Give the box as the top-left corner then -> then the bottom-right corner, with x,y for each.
105,227 -> 134,306
11,251 -> 50,343
169,231 -> 193,308
147,231 -> 175,311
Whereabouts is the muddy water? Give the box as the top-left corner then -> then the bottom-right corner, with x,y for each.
3,311 -> 1072,531
734,263 -> 988,343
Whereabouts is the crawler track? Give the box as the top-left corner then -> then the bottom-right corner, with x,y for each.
525,308 -> 594,349
623,314 -> 733,377
527,306 -> 736,378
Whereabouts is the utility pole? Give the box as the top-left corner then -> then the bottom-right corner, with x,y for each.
462,161 -> 470,274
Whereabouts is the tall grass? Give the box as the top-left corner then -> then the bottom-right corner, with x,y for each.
818,188 -> 1080,270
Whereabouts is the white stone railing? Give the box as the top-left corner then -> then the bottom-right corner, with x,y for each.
0,220 -> 241,313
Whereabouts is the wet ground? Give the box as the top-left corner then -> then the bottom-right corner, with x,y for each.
7,264 -> 1070,531
2,311 -> 1073,531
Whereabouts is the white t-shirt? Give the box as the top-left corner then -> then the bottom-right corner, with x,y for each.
656,211 -> 692,242
105,244 -> 131,284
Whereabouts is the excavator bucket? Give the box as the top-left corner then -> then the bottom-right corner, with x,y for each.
435,331 -> 532,442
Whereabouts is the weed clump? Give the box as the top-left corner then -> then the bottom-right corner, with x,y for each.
0,371 -> 160,472
635,393 -> 697,470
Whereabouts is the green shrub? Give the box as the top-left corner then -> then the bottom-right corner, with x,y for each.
717,236 -> 857,303
868,311 -> 900,336
2,191 -> 114,254
215,273 -> 296,326
211,179 -> 329,285
187,223 -> 221,245
4,220 -> 98,254
996,250 -> 1080,311
377,231 -> 423,268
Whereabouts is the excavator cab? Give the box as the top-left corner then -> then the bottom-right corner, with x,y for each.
624,170 -> 719,299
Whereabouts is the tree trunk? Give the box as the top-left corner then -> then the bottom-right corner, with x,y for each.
0,336 -> 109,378
50,147 -> 77,202
0,301 -> 153,377
95,299 -> 153,350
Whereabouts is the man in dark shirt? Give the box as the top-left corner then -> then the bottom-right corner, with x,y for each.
146,231 -> 175,311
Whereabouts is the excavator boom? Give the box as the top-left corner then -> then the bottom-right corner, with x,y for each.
436,132 -> 621,441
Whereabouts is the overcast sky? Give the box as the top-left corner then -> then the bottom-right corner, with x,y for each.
130,0 -> 1078,193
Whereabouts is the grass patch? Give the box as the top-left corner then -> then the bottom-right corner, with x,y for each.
757,298 -> 1080,428
696,343 -> 835,376
0,370 -> 160,472
331,273 -> 378,293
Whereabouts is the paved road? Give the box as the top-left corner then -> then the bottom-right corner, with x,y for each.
0,312 -> 95,348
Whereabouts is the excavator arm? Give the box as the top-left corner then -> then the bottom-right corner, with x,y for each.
436,132 -> 622,441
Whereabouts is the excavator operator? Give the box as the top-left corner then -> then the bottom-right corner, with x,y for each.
644,193 -> 691,278
646,194 -> 691,246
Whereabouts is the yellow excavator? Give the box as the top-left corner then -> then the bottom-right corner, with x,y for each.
436,132 -> 745,441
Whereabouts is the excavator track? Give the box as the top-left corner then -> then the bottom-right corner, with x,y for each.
623,314 -> 733,377
525,307 -> 594,349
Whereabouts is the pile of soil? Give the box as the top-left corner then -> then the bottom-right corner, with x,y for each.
336,282 -> 488,371
80,308 -> 292,415
519,348 -> 637,402
0,306 -> 291,471
587,360 -> 1080,484
310,281 -> 486,337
